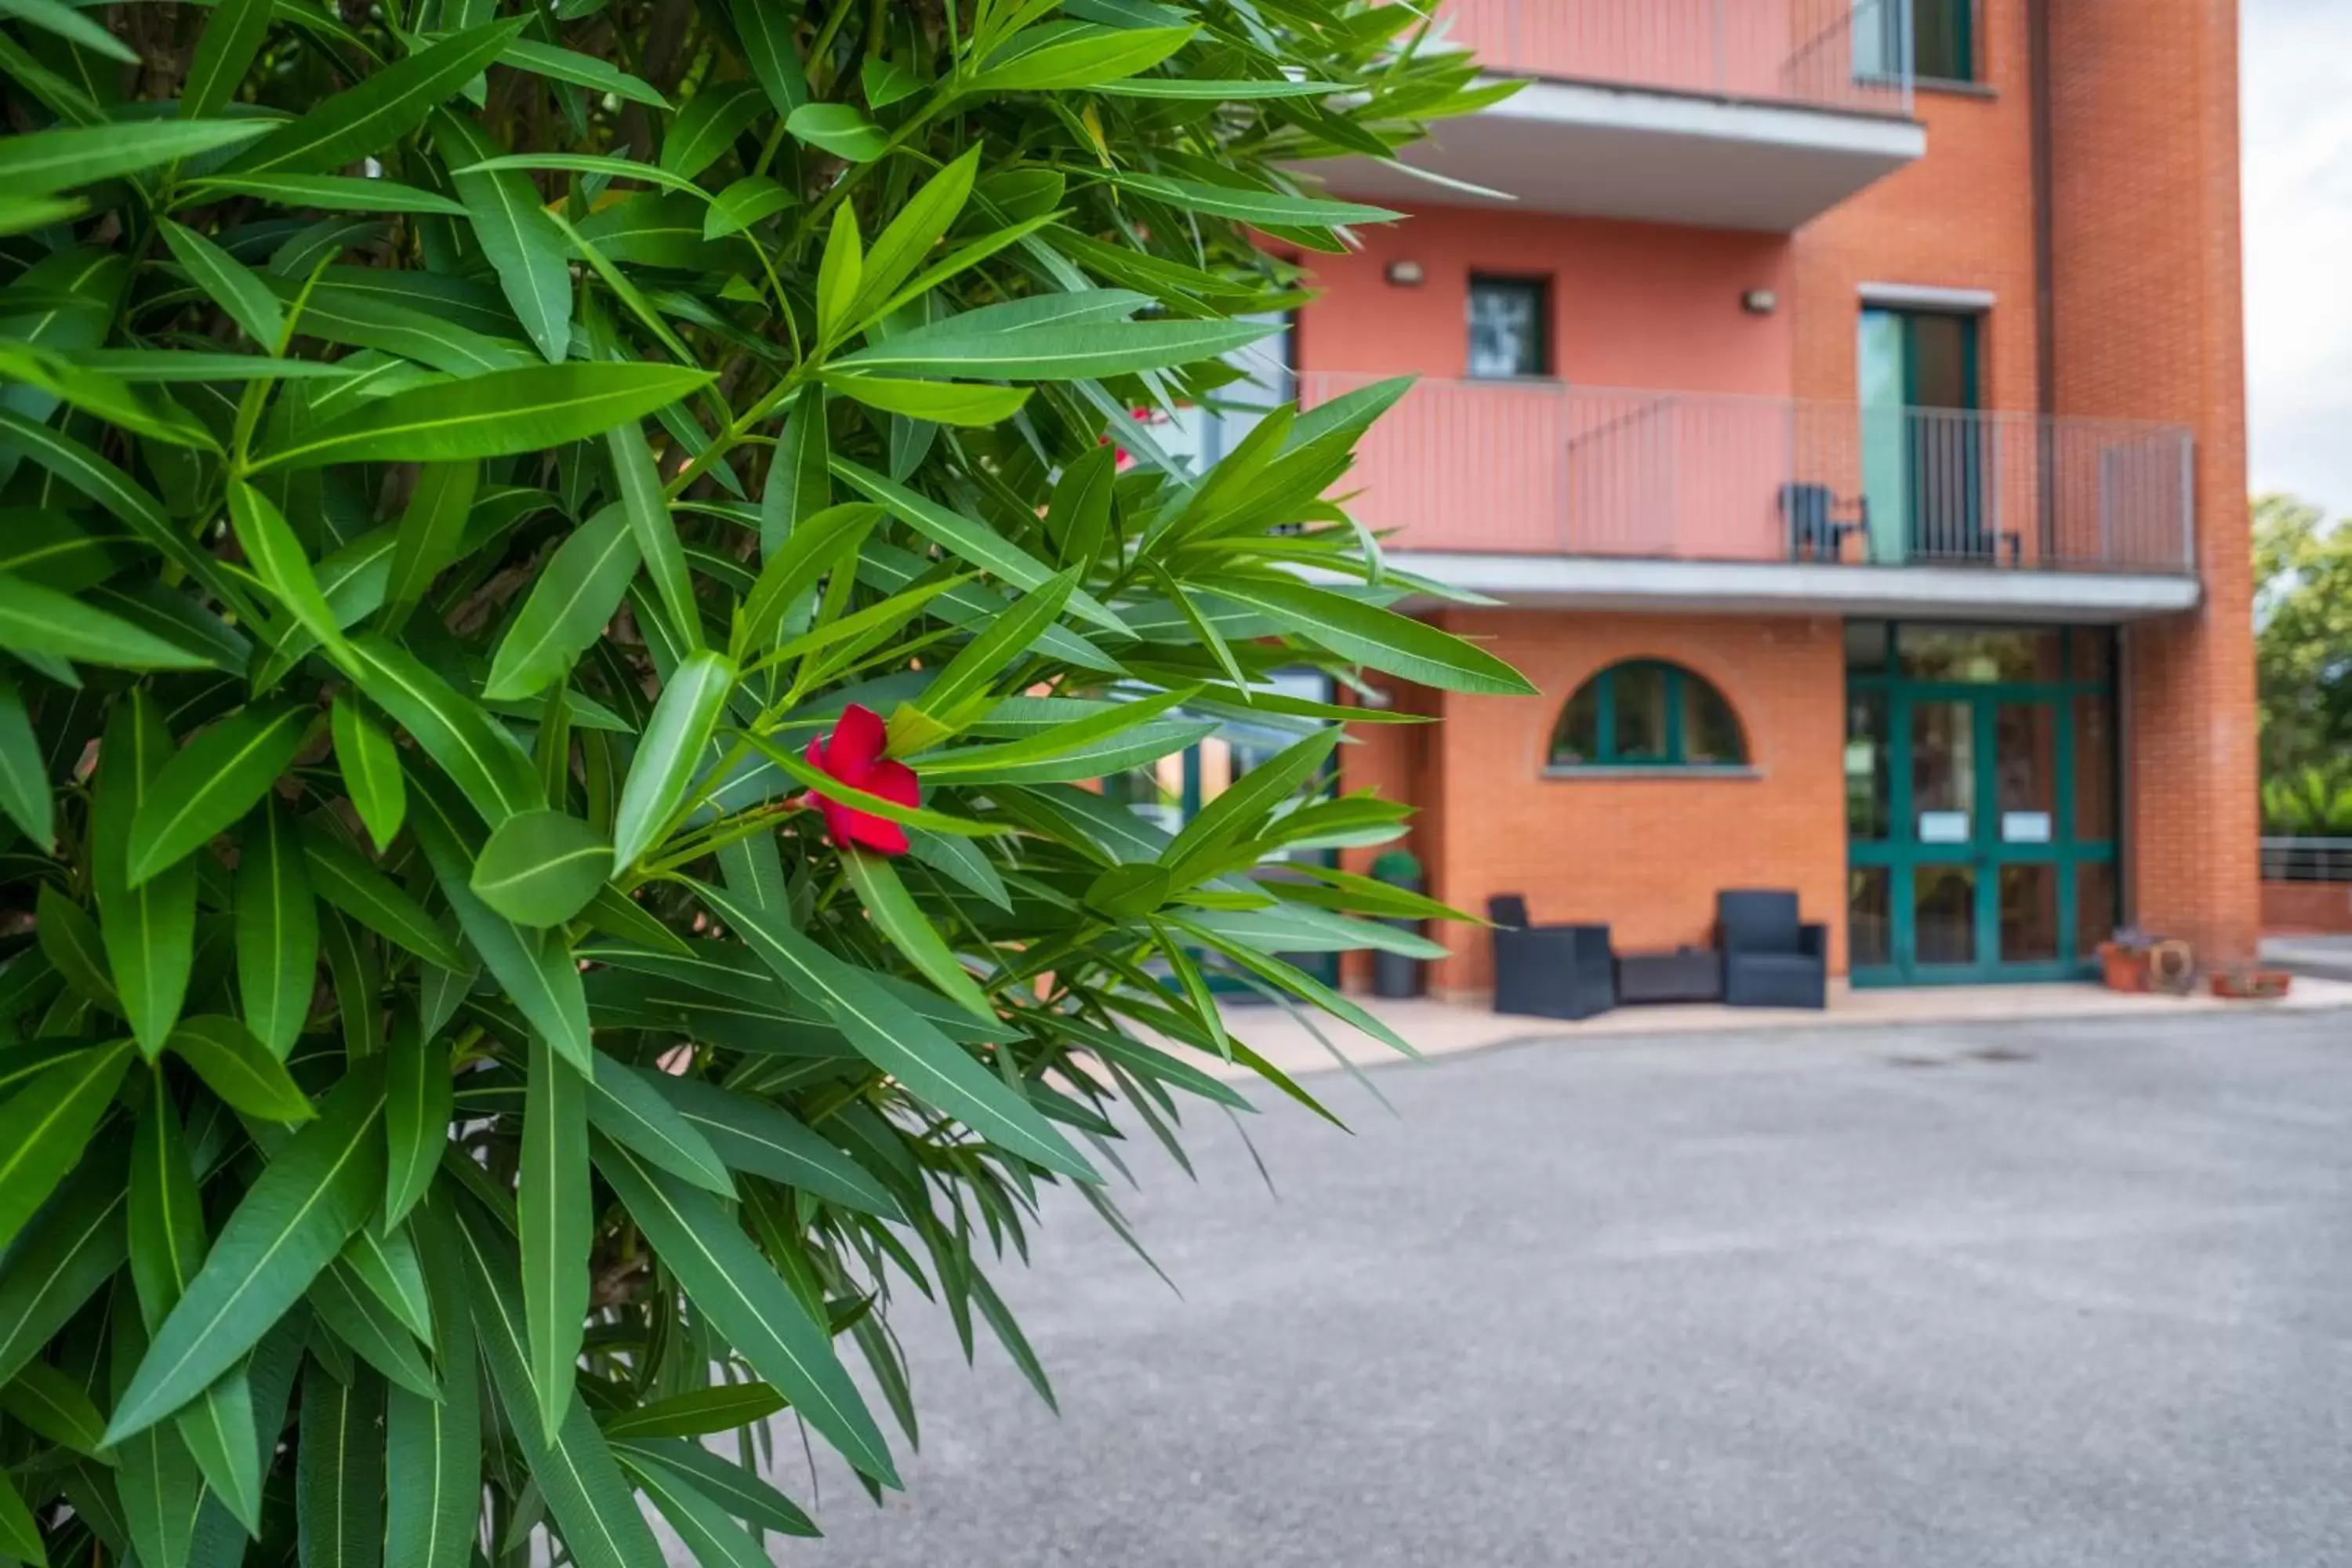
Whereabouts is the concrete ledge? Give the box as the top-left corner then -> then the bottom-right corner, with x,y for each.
1316,76 -> 1925,230
1187,982 -> 2352,1082
1387,550 -> 2203,623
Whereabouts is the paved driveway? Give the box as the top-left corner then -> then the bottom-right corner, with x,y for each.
786,1011 -> 2352,1566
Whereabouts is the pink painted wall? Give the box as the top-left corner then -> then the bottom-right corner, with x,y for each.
1297,207 -> 1793,390
1294,208 -> 1795,554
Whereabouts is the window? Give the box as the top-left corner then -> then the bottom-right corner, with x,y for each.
1467,276 -> 1547,379
1857,0 -> 1976,86
1548,661 -> 1748,771
1913,0 -> 1976,84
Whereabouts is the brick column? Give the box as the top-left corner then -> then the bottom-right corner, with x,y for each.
2048,0 -> 2259,964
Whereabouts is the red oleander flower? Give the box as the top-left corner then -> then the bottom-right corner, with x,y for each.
803,702 -> 916,855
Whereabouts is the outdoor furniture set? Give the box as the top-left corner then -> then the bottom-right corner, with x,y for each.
1488,888 -> 1829,1019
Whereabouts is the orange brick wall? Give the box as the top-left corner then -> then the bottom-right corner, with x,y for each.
2049,0 -> 2259,963
1791,5 -> 2039,411
2261,883 -> 2352,935
1345,611 -> 1847,996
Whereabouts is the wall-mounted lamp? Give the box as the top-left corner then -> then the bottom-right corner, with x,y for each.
1741,289 -> 1778,315
1385,259 -> 1427,288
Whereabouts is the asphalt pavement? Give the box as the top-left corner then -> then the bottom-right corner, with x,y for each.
779,1008 -> 2352,1567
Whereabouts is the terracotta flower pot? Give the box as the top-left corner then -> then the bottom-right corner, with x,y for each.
2211,968 -> 2292,1001
2098,941 -> 2151,993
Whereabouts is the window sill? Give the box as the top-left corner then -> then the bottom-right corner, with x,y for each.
1915,77 -> 1994,100
1543,765 -> 1762,781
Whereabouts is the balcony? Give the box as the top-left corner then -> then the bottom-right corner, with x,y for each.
1317,0 -> 1926,230
1308,376 -> 2201,622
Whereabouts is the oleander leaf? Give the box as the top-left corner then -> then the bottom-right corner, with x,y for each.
381,1022 -> 450,1233
1196,574 -> 1537,695
342,635 -> 543,826
579,1054 -> 732,1197
181,172 -> 466,213
0,1038 -> 135,1255
159,220 -> 284,350
822,373 -> 1032,426
235,798 -> 317,1060
593,1138 -> 896,1482
0,121 -> 270,195
470,809 -> 611,928
688,880 -> 1094,1181
409,779 -> 592,1071
216,18 -> 531,177
966,24 -> 1194,92
1111,171 -> 1402,226
482,503 -> 641,702
107,1062 -> 387,1443
837,314 -> 1275,380
383,1208 -> 477,1568
595,1383 -> 785,1442
786,103 -> 887,162
332,694 -> 408,851
0,573 -> 212,672
842,849 -> 996,1021
256,364 -> 717,470
297,822 -> 468,972
637,1071 -> 900,1217
126,704 -> 310,888
436,111 -> 573,364
448,1197 -> 669,1568
611,652 -> 731,872
0,1357 -> 112,1461
93,691 -> 196,1058
605,415 -> 699,650
0,670 -> 54,850
166,1016 -> 315,1123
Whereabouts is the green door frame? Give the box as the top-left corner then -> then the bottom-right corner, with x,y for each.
1849,629 -> 2118,986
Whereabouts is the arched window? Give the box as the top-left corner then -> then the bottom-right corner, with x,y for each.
1548,660 -> 1748,770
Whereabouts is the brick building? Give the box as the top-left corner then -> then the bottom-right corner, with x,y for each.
1278,0 -> 2253,994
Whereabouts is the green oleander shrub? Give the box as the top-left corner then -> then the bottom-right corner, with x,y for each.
0,2 -> 1526,1562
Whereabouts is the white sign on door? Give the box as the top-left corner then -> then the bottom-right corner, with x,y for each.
1918,811 -> 1970,844
2002,811 -> 2053,844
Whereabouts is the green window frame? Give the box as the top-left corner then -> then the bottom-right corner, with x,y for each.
1548,660 -> 1748,771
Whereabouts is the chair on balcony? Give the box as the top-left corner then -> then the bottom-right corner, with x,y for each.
1714,890 -> 1828,1009
1779,484 -> 1871,564
1488,895 -> 1615,1020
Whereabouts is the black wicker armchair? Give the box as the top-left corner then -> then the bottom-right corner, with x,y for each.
1488,895 -> 1616,1020
1715,889 -> 1828,1008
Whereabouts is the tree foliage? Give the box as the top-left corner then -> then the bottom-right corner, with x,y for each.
0,0 -> 1527,1561
2254,492 -> 2352,832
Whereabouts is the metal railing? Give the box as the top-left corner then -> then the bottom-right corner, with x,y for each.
1299,376 -> 2198,575
1432,0 -> 1916,117
2262,838 -> 2352,884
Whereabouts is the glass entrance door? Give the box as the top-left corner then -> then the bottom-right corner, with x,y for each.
1847,623 -> 2118,984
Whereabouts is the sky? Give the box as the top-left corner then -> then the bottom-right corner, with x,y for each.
2242,0 -> 2352,518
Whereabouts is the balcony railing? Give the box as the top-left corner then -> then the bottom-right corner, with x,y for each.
1433,0 -> 1916,118
2263,838 -> 2352,884
1302,376 -> 2197,576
